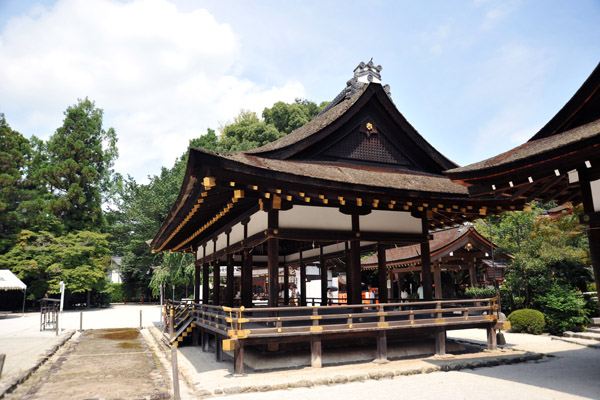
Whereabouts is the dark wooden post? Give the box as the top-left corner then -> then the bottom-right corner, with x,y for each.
420,214 -> 433,301
311,336 -> 322,368
300,251 -> 307,307
241,249 -> 253,308
469,260 -> 477,288
202,262 -> 210,305
320,246 -> 328,306
375,330 -> 388,363
213,260 -> 220,306
433,262 -> 443,300
350,215 -> 362,304
487,325 -> 497,350
435,327 -> 446,355
215,334 -> 223,362
268,209 -> 279,307
344,241 -> 353,304
194,263 -> 200,304
377,244 -> 388,303
226,253 -> 234,307
234,340 -> 245,376
579,168 -> 600,310
284,264 -> 290,306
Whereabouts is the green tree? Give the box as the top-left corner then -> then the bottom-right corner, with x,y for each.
44,98 -> 118,232
0,230 -> 111,304
0,114 -> 31,253
219,110 -> 284,151
262,99 -> 328,134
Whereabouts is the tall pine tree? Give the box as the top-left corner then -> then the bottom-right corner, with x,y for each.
45,98 -> 118,232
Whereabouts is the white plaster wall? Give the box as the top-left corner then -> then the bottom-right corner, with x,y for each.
360,210 -> 420,233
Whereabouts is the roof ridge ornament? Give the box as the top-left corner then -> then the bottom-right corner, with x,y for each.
318,59 -> 392,117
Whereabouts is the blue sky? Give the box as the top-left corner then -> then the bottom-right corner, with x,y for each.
1,0 -> 599,183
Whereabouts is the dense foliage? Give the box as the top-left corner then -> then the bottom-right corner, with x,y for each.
465,286 -> 497,299
478,203 -> 594,334
507,309 -> 545,335
0,100 -> 118,308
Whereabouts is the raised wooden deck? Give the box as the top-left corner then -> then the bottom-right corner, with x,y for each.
164,297 -> 502,375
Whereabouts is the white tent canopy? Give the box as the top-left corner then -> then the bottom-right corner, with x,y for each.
0,270 -> 27,316
0,270 -> 26,291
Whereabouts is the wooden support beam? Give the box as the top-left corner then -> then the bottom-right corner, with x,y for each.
435,327 -> 446,355
194,264 -> 200,304
226,253 -> 234,307
350,215 -> 362,305
284,264 -> 290,306
526,175 -> 563,203
311,336 -> 322,368
433,263 -> 442,300
344,241 -> 352,304
213,253 -> 220,306
420,215 -> 433,301
377,244 -> 388,303
320,246 -> 327,306
241,249 -> 252,309
300,252 -> 307,307
469,261 -> 477,288
487,325 -> 497,350
234,340 -> 245,376
202,263 -> 210,305
375,330 -> 388,363
268,210 -> 279,308
215,334 -> 223,362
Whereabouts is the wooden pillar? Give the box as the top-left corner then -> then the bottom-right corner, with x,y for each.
226,254 -> 234,307
300,251 -> 307,307
435,327 -> 446,355
241,249 -> 253,308
350,215 -> 362,304
234,340 -> 245,376
344,241 -> 352,304
311,336 -> 322,368
283,264 -> 290,306
487,325 -> 497,350
202,262 -> 210,305
579,168 -> 600,310
375,330 -> 388,363
377,244 -> 388,303
215,334 -> 223,362
213,254 -> 220,306
433,262 -> 443,300
469,260 -> 477,288
320,247 -> 328,306
268,209 -> 279,307
420,214 -> 433,301
388,269 -> 394,301
194,263 -> 200,304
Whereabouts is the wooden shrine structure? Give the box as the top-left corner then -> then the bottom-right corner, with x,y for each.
446,61 -> 600,306
152,60 -> 515,307
362,226 -> 511,299
152,61 -> 521,372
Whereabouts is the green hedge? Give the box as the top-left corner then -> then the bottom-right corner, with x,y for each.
508,309 -> 545,335
465,286 -> 497,299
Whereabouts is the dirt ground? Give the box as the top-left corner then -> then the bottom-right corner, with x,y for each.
5,328 -> 170,400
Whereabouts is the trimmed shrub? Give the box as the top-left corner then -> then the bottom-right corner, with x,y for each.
508,309 -> 545,335
534,283 -> 588,335
587,282 -> 597,292
465,286 -> 497,299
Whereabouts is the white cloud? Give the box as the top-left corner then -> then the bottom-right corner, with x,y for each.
478,1 -> 516,31
0,0 -> 305,182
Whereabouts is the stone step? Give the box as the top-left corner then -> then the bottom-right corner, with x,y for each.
563,331 -> 600,342
590,317 -> 600,326
554,336 -> 600,349
587,326 -> 600,334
